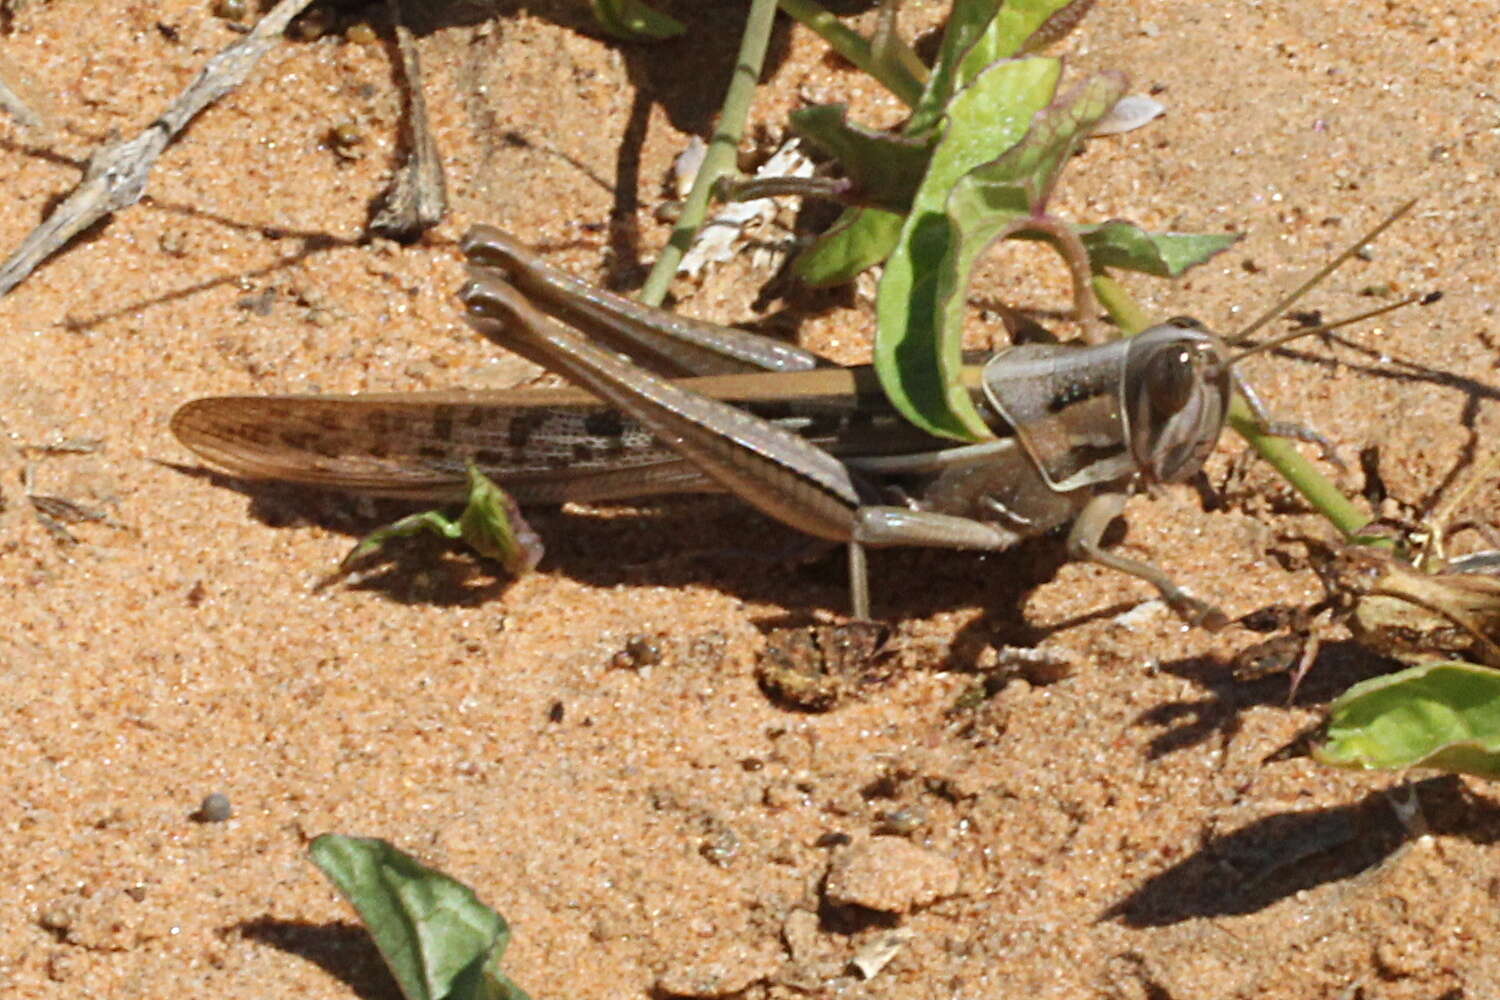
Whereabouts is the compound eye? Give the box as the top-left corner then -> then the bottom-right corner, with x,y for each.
1145,347 -> 1199,418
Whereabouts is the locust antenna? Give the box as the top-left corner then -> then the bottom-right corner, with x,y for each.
1229,198 -> 1417,345
1226,292 -> 1434,366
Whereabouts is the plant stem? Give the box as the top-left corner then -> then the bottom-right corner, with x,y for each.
1026,215 -> 1099,328
1093,273 -> 1371,539
717,174 -> 850,203
1228,402 -> 1371,539
777,0 -> 923,106
1091,273 -> 1150,335
638,0 -> 779,305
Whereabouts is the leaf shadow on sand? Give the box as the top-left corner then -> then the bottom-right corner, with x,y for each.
1133,638 -> 1401,761
1104,775 -> 1500,927
237,917 -> 401,1000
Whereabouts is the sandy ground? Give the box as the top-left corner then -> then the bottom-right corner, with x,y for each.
3,1 -> 1499,997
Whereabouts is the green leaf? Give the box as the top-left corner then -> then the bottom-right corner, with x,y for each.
792,0 -> 1004,284
793,205 -> 905,287
959,0 -> 1096,81
950,72 -> 1124,212
588,0 -> 684,41
877,57 -> 1096,440
909,0 -> 1084,137
309,835 -> 531,1000
794,0 -> 1091,285
906,0 -> 1004,136
788,105 -> 933,212
342,465 -> 543,576
777,0 -> 923,106
1313,661 -> 1500,778
1072,221 -> 1240,277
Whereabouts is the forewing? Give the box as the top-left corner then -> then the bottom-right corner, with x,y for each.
170,390 -> 708,503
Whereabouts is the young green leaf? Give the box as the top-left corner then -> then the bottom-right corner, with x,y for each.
342,465 -> 543,576
793,205 -> 906,286
906,0 -> 1006,135
913,0 -> 1083,134
788,104 -> 934,212
877,60 -> 1125,440
309,835 -> 532,1000
588,0 -> 684,41
1006,218 -> 1243,280
1313,661 -> 1500,778
794,0 -> 1082,282
1071,221 -> 1239,277
950,72 -> 1124,212
957,0 -> 1097,85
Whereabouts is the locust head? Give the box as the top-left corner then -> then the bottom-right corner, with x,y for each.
1121,318 -> 1233,486
980,200 -> 1422,500
1119,283 -> 1422,490
1116,201 -> 1424,490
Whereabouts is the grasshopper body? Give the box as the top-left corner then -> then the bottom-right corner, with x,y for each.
173,213 -> 1410,624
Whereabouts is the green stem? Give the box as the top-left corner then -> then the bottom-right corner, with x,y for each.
1228,401 -> 1371,539
777,0 -> 923,107
1091,272 -> 1150,335
870,0 -> 930,94
1093,274 -> 1371,539
638,0 -> 779,305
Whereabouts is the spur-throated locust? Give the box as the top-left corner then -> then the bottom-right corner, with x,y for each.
172,205 -> 1415,624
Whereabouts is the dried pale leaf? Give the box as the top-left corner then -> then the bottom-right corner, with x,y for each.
671,135 -> 708,200
1344,550 -> 1500,667
1091,94 -> 1166,136
851,928 -> 914,980
679,140 -> 813,277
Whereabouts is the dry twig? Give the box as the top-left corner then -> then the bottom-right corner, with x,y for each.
0,0 -> 318,297
369,0 -> 447,241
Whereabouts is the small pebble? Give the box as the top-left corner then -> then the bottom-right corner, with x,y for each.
212,0 -> 247,21
195,793 -> 232,823
610,633 -> 662,670
824,836 -> 959,914
330,119 -> 363,148
345,22 -> 377,45
290,7 -> 333,41
699,827 -> 739,866
37,899 -> 76,934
